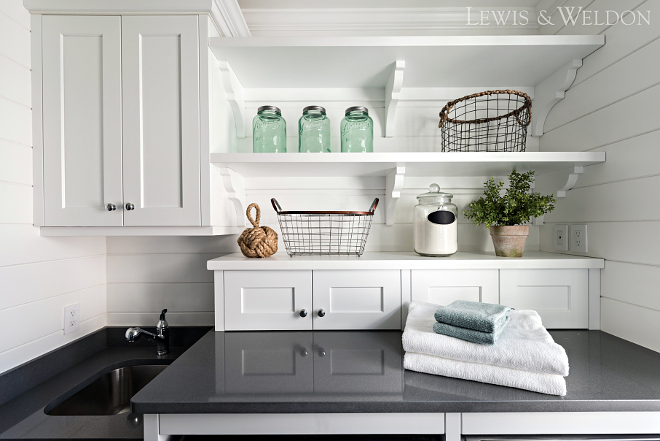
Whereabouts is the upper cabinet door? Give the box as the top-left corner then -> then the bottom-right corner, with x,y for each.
42,16 -> 123,226
121,16 -> 201,226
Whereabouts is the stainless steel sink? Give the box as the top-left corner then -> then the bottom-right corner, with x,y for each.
45,364 -> 168,416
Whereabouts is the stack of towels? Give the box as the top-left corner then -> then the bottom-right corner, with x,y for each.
403,301 -> 569,396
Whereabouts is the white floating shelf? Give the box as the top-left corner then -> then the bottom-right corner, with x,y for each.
209,36 -> 604,89
207,251 -> 605,271
210,152 -> 605,178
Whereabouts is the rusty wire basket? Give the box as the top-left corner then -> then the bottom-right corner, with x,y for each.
271,198 -> 379,256
439,90 -> 532,152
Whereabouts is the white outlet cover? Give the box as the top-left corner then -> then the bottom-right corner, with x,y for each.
570,224 -> 588,253
64,303 -> 80,335
554,224 -> 569,251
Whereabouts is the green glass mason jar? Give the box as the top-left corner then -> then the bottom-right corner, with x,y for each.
341,106 -> 373,153
298,106 -> 331,153
253,106 -> 286,153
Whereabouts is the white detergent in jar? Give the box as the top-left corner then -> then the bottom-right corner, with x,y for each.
413,184 -> 458,257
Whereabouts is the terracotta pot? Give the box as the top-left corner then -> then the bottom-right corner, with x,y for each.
489,225 -> 530,257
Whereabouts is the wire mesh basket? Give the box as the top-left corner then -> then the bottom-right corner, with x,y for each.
438,90 -> 532,152
271,198 -> 379,256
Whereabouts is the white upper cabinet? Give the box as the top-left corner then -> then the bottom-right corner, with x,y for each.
42,16 -> 123,226
121,16 -> 201,226
40,15 -> 201,228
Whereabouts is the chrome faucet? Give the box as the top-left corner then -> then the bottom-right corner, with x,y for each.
125,309 -> 169,355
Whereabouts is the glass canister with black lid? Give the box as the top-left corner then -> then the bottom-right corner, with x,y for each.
413,184 -> 458,256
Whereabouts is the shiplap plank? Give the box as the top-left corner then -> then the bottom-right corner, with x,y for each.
0,13 -> 31,68
574,0 -> 660,86
0,181 -> 32,224
541,83 -> 660,152
0,255 -> 106,310
0,139 -> 32,185
107,312 -> 214,327
545,36 -> 660,132
601,297 -> 660,353
601,261 -> 660,311
0,224 -> 105,267
0,96 -> 32,146
106,254 -> 218,283
0,314 -> 106,374
107,283 -> 214,313
556,0 -> 647,36
107,236 -> 239,255
539,221 -> 660,266
543,175 -> 660,223
0,0 -> 30,30
0,284 -> 106,353
0,56 -> 31,107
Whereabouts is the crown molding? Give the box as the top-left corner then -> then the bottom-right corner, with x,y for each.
212,0 -> 251,37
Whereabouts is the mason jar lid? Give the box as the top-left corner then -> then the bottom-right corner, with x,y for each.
417,183 -> 453,204
303,105 -> 326,114
258,105 -> 281,113
345,106 -> 368,115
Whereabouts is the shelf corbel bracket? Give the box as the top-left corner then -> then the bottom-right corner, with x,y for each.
557,165 -> 584,198
219,167 -> 246,227
218,61 -> 246,139
385,165 -> 405,226
531,59 -> 583,137
384,60 -> 405,138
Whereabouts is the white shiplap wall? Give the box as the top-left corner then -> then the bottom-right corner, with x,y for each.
538,0 -> 660,351
0,1 -> 107,374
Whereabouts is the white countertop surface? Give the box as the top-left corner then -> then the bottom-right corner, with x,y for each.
207,251 -> 604,271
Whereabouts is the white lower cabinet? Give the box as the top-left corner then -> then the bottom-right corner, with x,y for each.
500,269 -> 589,329
411,270 -> 499,305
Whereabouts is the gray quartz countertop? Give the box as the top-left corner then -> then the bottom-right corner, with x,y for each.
132,329 -> 660,414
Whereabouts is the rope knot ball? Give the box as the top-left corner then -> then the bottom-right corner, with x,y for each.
237,203 -> 278,258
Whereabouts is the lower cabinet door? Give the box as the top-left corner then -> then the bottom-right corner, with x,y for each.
500,269 -> 588,329
224,271 -> 312,331
223,332 -> 314,394
411,270 -> 499,305
312,270 -> 402,330
313,332 -> 403,394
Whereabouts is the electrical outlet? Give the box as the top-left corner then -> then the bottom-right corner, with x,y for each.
63,303 -> 80,335
570,224 -> 588,253
553,224 -> 569,251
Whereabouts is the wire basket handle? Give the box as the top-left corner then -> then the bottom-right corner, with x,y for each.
246,203 -> 261,228
271,198 -> 283,214
368,198 -> 379,214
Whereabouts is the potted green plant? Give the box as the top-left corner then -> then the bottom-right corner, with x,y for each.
463,170 -> 555,257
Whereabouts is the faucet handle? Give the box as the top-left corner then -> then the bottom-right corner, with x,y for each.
157,309 -> 168,331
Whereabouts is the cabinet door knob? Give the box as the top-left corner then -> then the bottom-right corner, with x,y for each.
317,309 -> 326,318
318,348 -> 326,357
299,309 -> 308,318
106,203 -> 117,211
300,348 -> 308,357
125,203 -> 135,211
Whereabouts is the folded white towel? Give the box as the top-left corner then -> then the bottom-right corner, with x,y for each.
403,302 -> 569,376
404,352 -> 567,396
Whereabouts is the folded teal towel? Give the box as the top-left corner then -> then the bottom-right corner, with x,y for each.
434,300 -> 511,333
433,316 -> 510,345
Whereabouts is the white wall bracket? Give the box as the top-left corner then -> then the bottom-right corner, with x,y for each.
385,165 -> 405,226
384,60 -> 405,138
218,61 -> 246,139
531,59 -> 582,137
534,165 -> 585,225
218,167 -> 246,227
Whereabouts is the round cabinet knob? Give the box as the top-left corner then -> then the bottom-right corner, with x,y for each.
300,348 -> 308,357
317,309 -> 326,318
299,309 -> 308,318
125,203 -> 135,211
106,203 -> 117,211
318,348 -> 326,357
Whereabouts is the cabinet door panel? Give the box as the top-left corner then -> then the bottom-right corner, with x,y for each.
42,16 -> 122,226
122,16 -> 200,226
312,270 -> 401,330
411,270 -> 499,305
224,271 -> 312,331
500,269 -> 588,329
